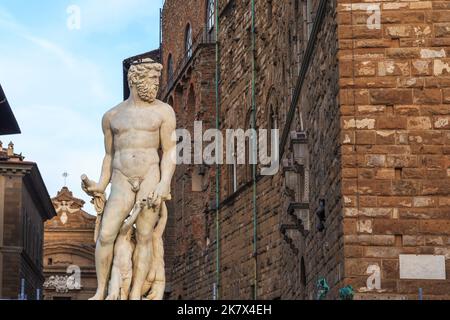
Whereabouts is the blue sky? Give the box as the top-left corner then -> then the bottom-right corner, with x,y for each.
0,0 -> 163,213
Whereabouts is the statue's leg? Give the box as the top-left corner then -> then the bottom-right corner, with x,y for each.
129,173 -> 160,300
105,265 -> 120,300
119,237 -> 134,300
121,271 -> 132,300
145,202 -> 168,300
129,205 -> 159,300
90,171 -> 135,300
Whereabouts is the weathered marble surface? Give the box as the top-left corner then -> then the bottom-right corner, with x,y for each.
82,58 -> 176,300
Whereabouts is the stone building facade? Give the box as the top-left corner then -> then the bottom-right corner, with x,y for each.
337,0 -> 450,299
159,0 -> 450,300
43,187 -> 96,300
160,0 -> 218,299
0,143 -> 56,300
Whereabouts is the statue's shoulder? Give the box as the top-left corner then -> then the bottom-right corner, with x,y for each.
155,99 -> 176,119
103,102 -> 126,121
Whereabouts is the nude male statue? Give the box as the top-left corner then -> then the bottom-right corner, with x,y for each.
82,58 -> 176,300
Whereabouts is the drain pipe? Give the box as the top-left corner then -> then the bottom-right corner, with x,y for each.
214,0 -> 221,301
250,0 -> 258,300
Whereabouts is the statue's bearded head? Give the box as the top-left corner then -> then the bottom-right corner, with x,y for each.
128,58 -> 163,103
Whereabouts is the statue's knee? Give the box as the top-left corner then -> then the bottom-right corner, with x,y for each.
99,230 -> 116,246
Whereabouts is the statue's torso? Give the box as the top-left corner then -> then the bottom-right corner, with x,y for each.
109,101 -> 164,178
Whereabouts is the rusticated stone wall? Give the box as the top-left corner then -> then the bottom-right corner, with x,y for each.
161,0 -> 450,300
338,0 -> 450,299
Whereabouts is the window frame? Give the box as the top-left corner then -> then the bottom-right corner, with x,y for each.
185,24 -> 193,59
206,0 -> 215,32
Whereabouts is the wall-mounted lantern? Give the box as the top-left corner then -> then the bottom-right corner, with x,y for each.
290,131 -> 308,164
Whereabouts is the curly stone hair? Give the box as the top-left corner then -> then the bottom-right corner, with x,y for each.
128,58 -> 163,102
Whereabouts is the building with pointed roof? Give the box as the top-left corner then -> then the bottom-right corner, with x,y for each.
43,187 -> 96,300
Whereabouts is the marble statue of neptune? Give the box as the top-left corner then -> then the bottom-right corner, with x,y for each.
82,58 -> 176,300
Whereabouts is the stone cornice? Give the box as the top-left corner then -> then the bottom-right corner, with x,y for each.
0,161 -> 33,175
0,161 -> 56,220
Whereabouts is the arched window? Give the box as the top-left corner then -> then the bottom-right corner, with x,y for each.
266,104 -> 278,164
206,0 -> 215,32
167,54 -> 173,84
185,24 -> 193,59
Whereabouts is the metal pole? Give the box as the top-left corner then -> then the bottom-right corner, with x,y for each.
251,0 -> 258,301
214,0 -> 221,301
213,283 -> 217,301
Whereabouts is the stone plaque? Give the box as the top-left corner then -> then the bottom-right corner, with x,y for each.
399,255 -> 446,280
355,294 -> 407,300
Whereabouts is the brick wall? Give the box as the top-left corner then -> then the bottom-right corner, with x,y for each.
161,0 -> 450,300
216,0 -> 299,300
284,0 -> 344,300
338,0 -> 450,299
162,0 -> 333,300
161,0 -> 218,300
161,0 -> 209,86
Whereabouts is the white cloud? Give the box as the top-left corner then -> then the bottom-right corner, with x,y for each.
0,1 -> 162,212
0,5 -> 117,212
0,5 -> 113,106
4,104 -> 104,213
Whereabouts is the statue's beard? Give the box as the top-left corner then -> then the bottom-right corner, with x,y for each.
136,82 -> 158,103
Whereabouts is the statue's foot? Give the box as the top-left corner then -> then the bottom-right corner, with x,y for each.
106,293 -> 119,301
146,281 -> 165,300
129,287 -> 142,300
89,291 -> 106,301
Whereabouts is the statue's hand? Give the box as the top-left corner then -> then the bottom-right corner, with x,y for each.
147,182 -> 171,209
81,174 -> 104,195
87,183 -> 104,194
